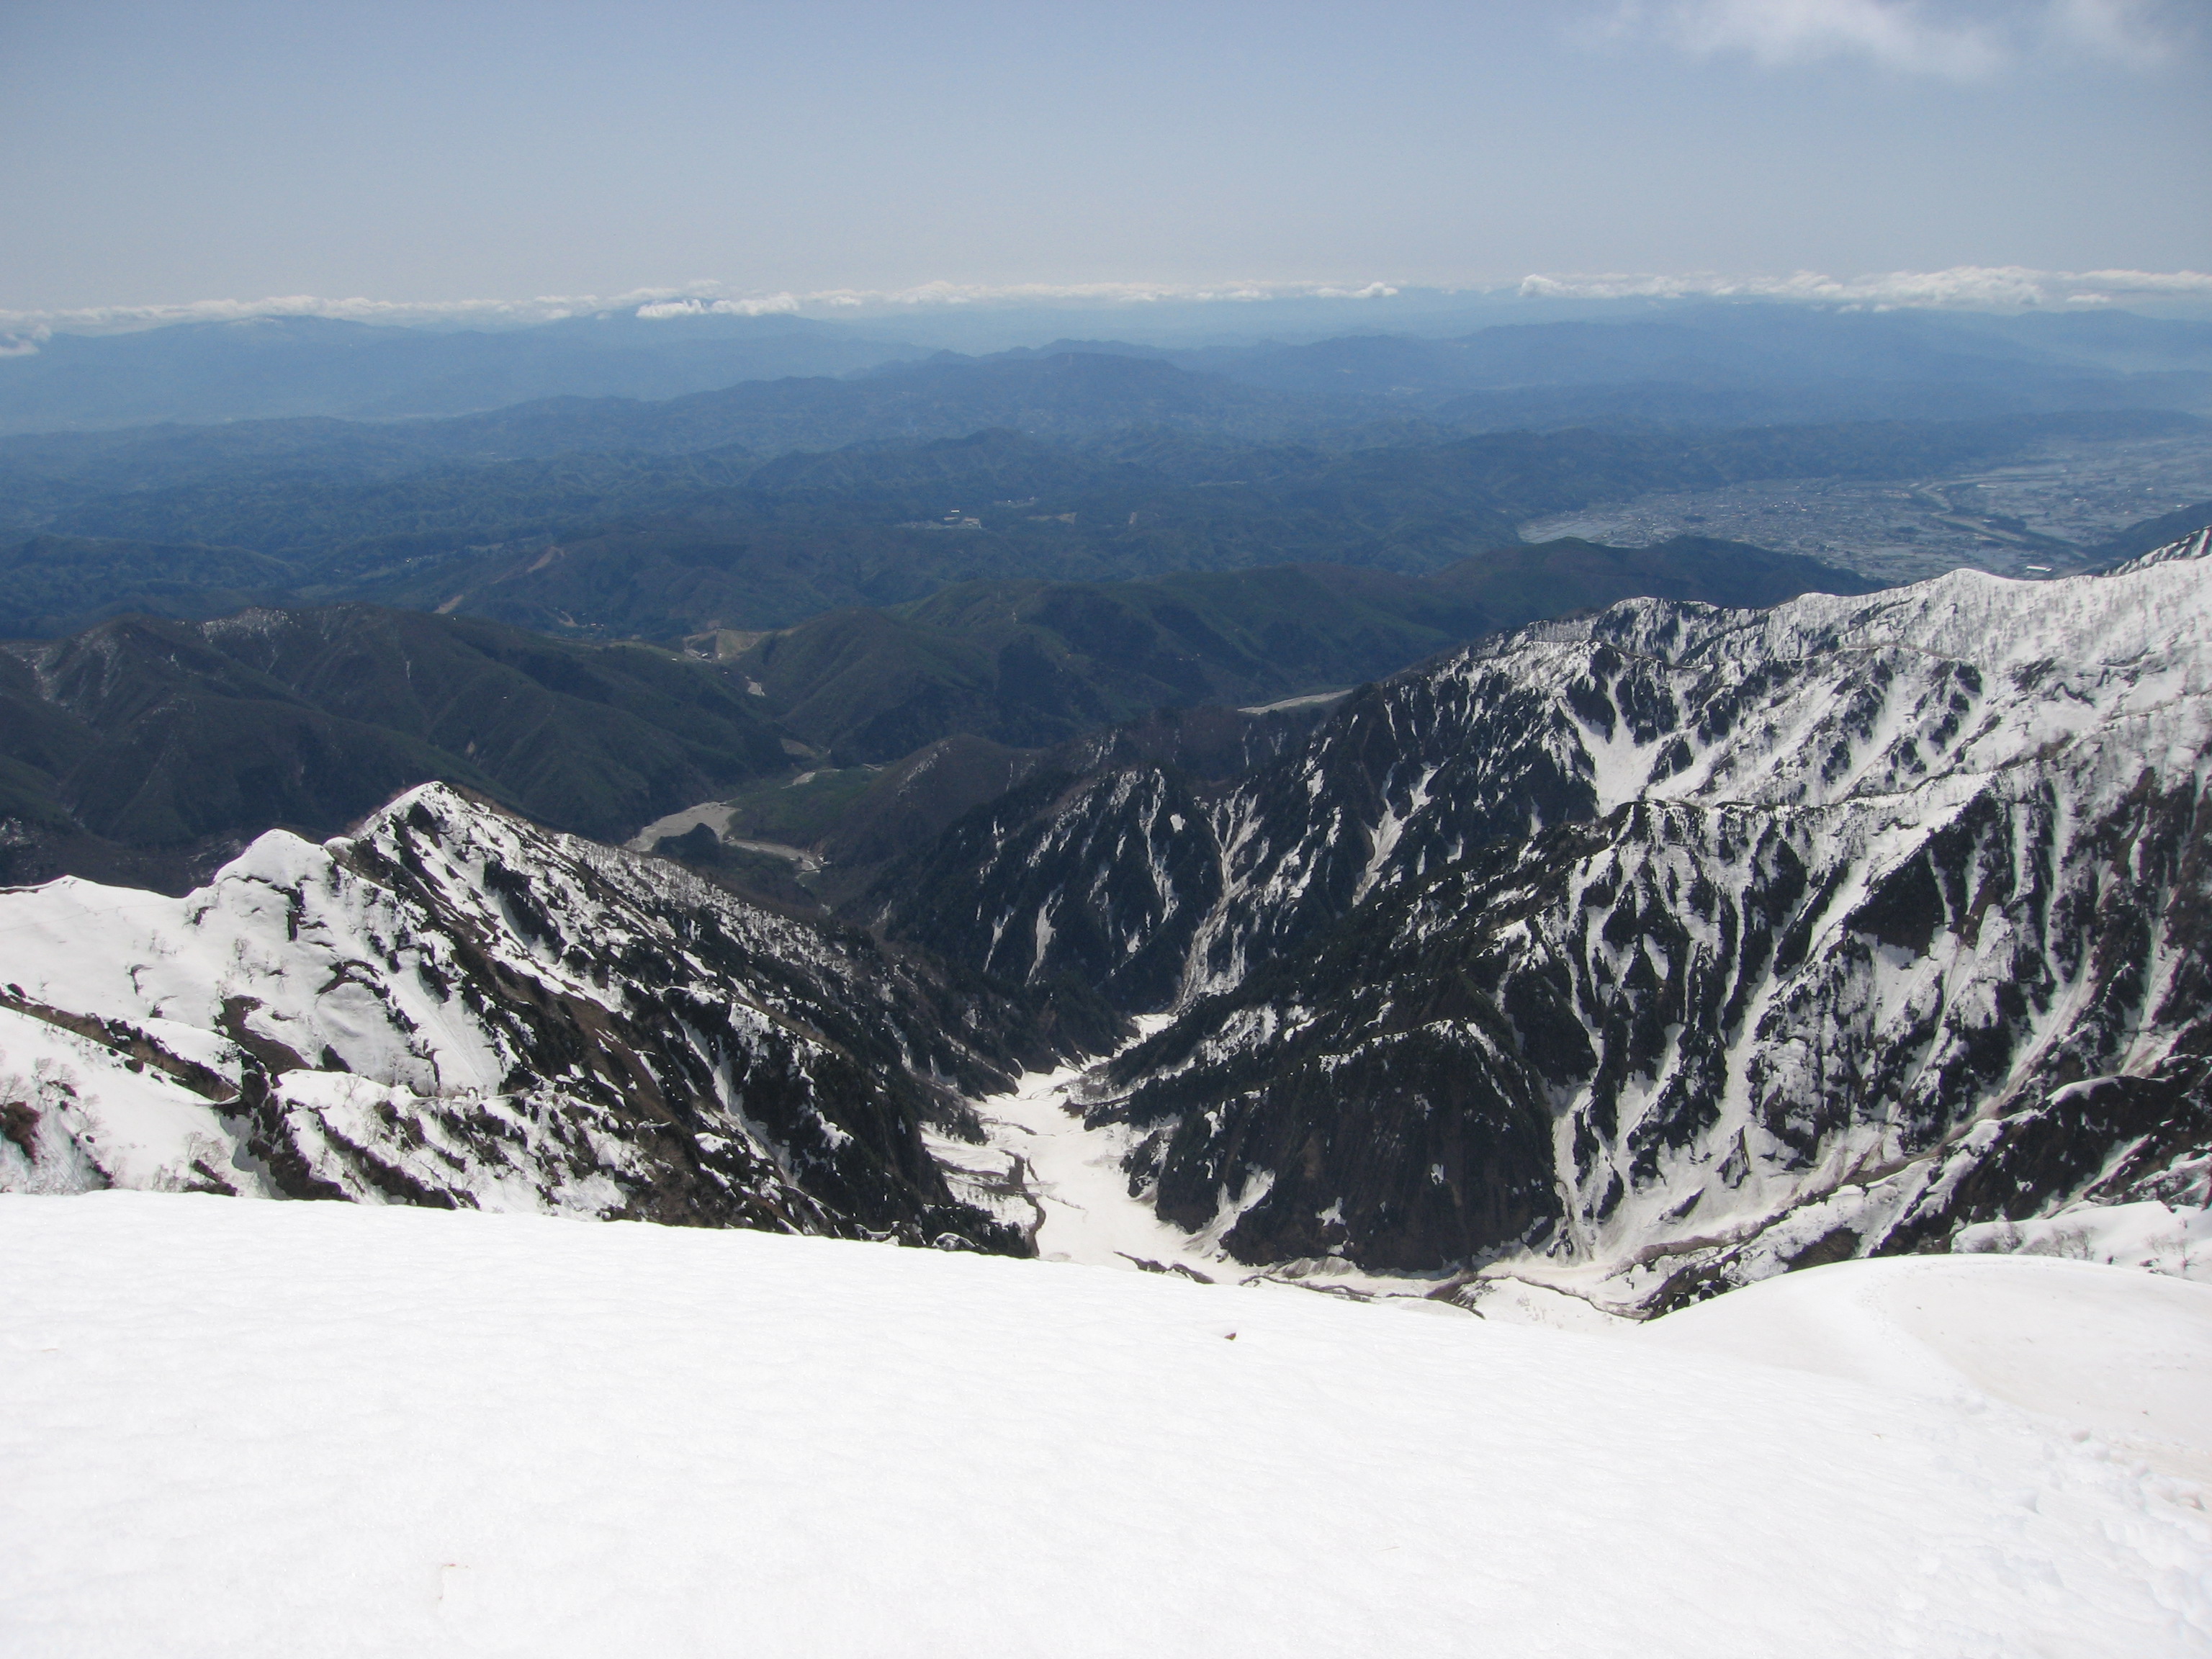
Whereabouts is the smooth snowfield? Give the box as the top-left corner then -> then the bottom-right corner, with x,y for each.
5,1195 -> 2208,1658
1648,1254 -> 2212,1484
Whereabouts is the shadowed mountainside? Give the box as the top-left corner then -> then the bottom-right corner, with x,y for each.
0,604 -> 790,891
732,537 -> 1879,763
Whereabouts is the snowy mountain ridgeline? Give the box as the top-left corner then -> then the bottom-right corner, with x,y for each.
872,531 -> 2212,1308
0,783 -> 1088,1249
4,529 -> 2208,1311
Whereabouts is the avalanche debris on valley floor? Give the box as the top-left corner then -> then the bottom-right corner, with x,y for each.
2,531 -> 2211,1317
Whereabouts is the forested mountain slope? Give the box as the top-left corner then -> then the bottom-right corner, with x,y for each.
0,606 -> 789,890
0,533 -> 1873,894
732,538 -> 1875,763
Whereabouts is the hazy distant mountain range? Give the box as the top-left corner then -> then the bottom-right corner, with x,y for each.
4,301 -> 2208,435
1,386 -> 2189,639
0,311 -> 930,432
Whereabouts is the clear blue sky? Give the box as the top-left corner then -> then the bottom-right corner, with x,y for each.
1,0 -> 2205,316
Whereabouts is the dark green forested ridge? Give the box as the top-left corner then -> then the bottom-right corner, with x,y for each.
0,534 -> 298,637
0,604 -> 790,890
729,537 -> 1879,764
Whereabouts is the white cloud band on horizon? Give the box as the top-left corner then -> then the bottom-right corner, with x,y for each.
1,269 -> 2207,341
1517,266 -> 2212,308
0,279 -> 1407,338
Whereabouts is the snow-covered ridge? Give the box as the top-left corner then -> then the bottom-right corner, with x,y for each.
0,783 -> 1030,1248
880,539 -> 2212,1302
2110,523 -> 2212,577
892,531 -> 2212,1017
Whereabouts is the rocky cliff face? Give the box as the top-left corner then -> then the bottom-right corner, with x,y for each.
879,534 -> 2212,1305
0,783 -> 1057,1250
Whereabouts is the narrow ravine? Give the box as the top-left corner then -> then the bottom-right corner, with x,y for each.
932,1033 -> 1630,1331
934,1019 -> 1223,1274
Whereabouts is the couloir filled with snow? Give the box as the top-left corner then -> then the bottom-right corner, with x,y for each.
2,1191 -> 2207,1658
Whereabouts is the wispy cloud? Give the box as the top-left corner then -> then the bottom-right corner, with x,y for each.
0,279 -> 1406,337
0,292 -> 629,336
2,268 -> 2206,341
1517,266 -> 2212,307
637,279 -> 1402,320
2043,0 -> 2187,70
1650,0 -> 2003,78
1608,0 -> 2190,78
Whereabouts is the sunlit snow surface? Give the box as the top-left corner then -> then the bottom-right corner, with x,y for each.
2,1193 -> 2207,1658
1647,1253 -> 2212,1485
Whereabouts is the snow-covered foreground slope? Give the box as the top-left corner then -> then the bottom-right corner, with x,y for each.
4,1193 -> 2207,1659
0,783 -> 1049,1249
1647,1253 -> 2212,1483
